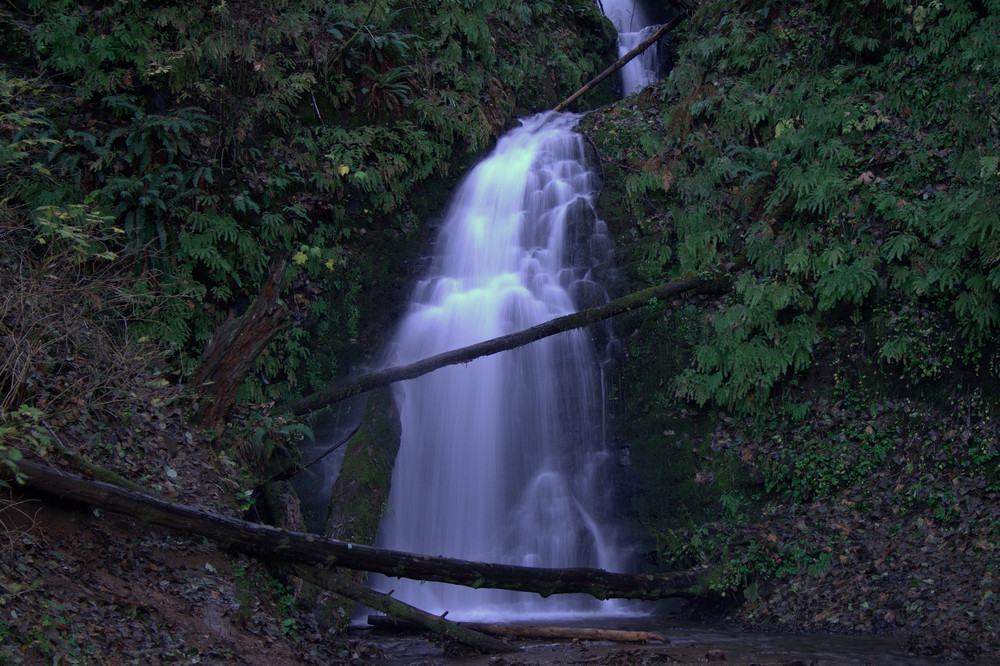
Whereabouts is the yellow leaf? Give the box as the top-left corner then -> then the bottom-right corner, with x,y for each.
292,251 -> 308,265
324,258 -> 335,271
337,164 -> 350,176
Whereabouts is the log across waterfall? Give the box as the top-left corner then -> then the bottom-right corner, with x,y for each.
373,111 -> 629,619
603,0 -> 670,95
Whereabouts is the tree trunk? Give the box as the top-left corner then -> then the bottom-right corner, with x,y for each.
279,274 -> 720,415
190,254 -> 289,429
553,13 -> 687,112
7,459 -> 712,601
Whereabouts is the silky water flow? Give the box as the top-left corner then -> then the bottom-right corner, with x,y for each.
371,3 -> 663,620
603,0 -> 663,96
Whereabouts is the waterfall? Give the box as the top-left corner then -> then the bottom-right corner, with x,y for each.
371,1 -> 663,620
603,0 -> 663,95
374,112 -> 625,619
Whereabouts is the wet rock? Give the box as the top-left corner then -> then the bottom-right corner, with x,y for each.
570,279 -> 607,311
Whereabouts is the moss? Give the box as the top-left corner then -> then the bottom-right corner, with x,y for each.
303,387 -> 400,632
325,387 -> 401,545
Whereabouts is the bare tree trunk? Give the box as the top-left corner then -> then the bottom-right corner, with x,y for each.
279,274 -> 718,415
190,254 -> 289,429
7,459 -> 711,601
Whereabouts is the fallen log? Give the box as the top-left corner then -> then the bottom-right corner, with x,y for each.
290,566 -> 517,653
7,459 -> 711,601
367,615 -> 666,643
279,274 -> 719,415
553,13 -> 686,112
463,623 -> 665,643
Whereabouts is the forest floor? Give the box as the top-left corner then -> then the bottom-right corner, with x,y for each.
0,477 -> 961,666
711,395 -> 1000,664
1,475 -> 992,665
1,272 -> 995,665
0,312 -> 995,664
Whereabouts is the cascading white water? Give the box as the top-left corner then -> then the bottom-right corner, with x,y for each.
603,0 -> 662,94
370,0 -> 668,620
374,112 -> 626,619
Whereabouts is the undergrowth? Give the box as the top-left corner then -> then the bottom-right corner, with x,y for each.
1,0 -> 615,407
587,0 -> 1000,415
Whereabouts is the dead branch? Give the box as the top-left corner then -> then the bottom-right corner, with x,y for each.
554,13 -> 686,112
190,254 -> 289,428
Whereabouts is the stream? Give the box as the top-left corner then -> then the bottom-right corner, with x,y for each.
361,616 -> 961,665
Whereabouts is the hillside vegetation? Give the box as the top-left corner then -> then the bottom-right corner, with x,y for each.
584,0 -> 999,660
0,1 -> 614,661
3,0 -> 1000,661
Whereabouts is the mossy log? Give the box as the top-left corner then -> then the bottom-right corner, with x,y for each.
288,565 -> 517,654
7,459 -> 711,601
280,274 -> 720,415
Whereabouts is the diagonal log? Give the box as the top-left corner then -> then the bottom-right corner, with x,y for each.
554,13 -> 687,112
7,459 -> 710,601
287,565 -> 517,653
279,274 -> 719,415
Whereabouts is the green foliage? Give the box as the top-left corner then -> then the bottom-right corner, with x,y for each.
0,406 -> 56,487
761,426 -> 895,503
5,0 -> 615,405
658,524 -> 838,595
31,205 -> 120,262
234,414 -> 311,478
876,305 -> 963,383
587,0 -> 1000,414
676,276 -> 818,413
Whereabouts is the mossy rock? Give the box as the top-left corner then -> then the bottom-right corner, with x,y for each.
314,387 -> 401,633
